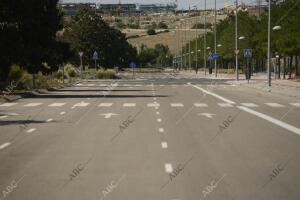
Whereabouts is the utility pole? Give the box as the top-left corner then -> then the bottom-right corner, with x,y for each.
214,0 -> 217,77
204,0 -> 207,76
267,0 -> 272,86
195,17 -> 198,73
235,0 -> 239,80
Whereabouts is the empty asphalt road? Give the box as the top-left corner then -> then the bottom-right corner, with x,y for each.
0,73 -> 299,200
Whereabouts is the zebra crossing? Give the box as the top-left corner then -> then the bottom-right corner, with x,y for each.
0,101 -> 299,109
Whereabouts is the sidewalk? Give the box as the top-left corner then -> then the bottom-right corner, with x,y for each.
178,71 -> 300,97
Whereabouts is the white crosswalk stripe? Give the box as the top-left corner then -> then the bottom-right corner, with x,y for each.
99,103 -> 113,107
289,103 -> 300,107
48,103 -> 66,107
171,103 -> 184,107
0,103 -> 18,107
165,163 -> 173,173
123,103 -> 136,107
147,103 -> 160,108
0,115 -> 8,119
194,103 -> 208,107
218,103 -> 234,107
24,103 -> 42,107
265,103 -> 285,107
72,102 -> 90,108
240,103 -> 259,107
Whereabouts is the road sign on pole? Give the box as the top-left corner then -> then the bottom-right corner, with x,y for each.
244,49 -> 252,58
93,51 -> 98,60
234,49 -> 240,55
78,51 -> 84,78
212,53 -> 219,60
208,52 -> 213,60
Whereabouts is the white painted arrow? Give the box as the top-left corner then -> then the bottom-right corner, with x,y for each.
99,113 -> 119,119
198,113 -> 216,119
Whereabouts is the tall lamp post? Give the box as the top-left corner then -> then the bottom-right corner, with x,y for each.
235,0 -> 239,80
204,0 -> 207,76
267,0 -> 272,87
214,0 -> 217,77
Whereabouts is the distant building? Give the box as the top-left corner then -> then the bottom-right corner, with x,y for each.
138,3 -> 177,14
59,3 -> 97,16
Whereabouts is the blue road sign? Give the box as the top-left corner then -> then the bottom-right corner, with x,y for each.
244,49 -> 252,58
208,53 -> 213,60
129,62 -> 136,68
213,53 -> 220,60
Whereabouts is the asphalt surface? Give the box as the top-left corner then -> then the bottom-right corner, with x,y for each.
0,73 -> 299,200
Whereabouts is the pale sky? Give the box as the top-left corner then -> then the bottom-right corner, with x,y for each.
62,0 -> 259,9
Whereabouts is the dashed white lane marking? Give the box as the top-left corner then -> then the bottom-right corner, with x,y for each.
87,84 -> 95,86
0,142 -> 11,150
289,103 -> 300,107
48,103 -> 66,107
156,112 -> 160,115
189,84 -> 236,104
157,118 -> 162,122
76,83 -> 83,86
46,118 -> 53,122
147,103 -> 160,108
60,111 -> 66,115
0,103 -> 18,107
0,115 -> 8,119
24,103 -> 42,107
237,106 -> 300,135
99,103 -> 113,107
123,103 -> 136,107
194,103 -> 208,107
27,128 -> 36,133
159,128 -> 164,133
165,163 -> 173,173
99,84 -> 107,87
265,103 -> 285,107
161,142 -> 168,149
72,102 -> 90,108
218,103 -> 234,107
171,103 -> 184,107
153,98 -> 157,100
240,103 -> 259,107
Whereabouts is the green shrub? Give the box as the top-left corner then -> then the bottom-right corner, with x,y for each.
96,69 -> 119,79
64,63 -> 77,78
147,28 -> 156,35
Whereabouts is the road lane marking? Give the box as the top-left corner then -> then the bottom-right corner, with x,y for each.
241,103 -> 259,107
189,84 -> 236,104
99,113 -> 119,119
0,103 -> 18,107
265,103 -> 285,107
289,103 -> 300,107
237,106 -> 300,135
218,103 -> 234,107
46,118 -> 53,122
147,103 -> 160,107
0,142 -> 11,150
48,103 -> 66,107
27,128 -> 36,133
157,118 -> 162,122
72,102 -> 90,108
198,113 -> 215,119
171,103 -> 184,107
165,163 -> 173,173
123,103 -> 136,107
0,115 -> 8,119
194,103 -> 208,107
156,111 -> 160,115
159,128 -> 164,133
98,103 -> 113,107
24,103 -> 42,107
161,142 -> 168,149
60,111 -> 66,115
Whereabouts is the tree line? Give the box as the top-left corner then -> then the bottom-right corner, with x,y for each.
180,0 -> 300,78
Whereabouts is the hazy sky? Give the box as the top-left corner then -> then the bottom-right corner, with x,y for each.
62,0 -> 258,9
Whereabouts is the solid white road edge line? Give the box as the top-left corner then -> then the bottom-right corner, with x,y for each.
237,106 -> 300,136
189,83 -> 236,104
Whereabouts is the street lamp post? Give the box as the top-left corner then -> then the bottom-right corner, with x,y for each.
214,0 -> 217,77
267,0 -> 272,87
235,0 -> 239,81
204,0 -> 207,76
